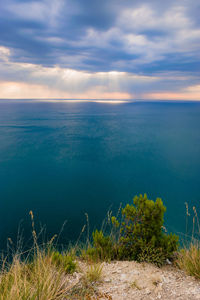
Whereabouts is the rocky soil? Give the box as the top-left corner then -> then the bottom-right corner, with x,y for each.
68,260 -> 200,300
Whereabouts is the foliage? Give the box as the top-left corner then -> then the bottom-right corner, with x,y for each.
89,194 -> 179,265
0,194 -> 182,299
84,229 -> 115,261
51,251 -> 77,274
137,243 -> 167,267
113,194 -> 179,264
93,229 -> 114,260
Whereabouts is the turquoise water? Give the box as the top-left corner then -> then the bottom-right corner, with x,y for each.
0,100 -> 200,249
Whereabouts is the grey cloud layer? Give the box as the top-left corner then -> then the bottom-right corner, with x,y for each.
0,0 -> 200,74
1,47 -> 199,97
0,0 -> 200,98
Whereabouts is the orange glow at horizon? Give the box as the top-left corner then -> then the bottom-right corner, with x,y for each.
0,81 -> 132,100
1,81 -> 200,101
144,91 -> 200,101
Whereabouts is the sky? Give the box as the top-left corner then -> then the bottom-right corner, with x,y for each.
0,0 -> 200,100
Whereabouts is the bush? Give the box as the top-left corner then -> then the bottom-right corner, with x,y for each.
137,243 -> 166,266
84,230 -> 114,261
113,194 -> 179,264
93,229 -> 114,260
89,194 -> 179,265
51,251 -> 77,274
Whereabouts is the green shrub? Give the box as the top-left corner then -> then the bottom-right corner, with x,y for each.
112,194 -> 179,265
137,243 -> 166,266
93,229 -> 114,260
84,230 -> 114,261
87,194 -> 179,265
82,247 -> 99,261
51,251 -> 77,274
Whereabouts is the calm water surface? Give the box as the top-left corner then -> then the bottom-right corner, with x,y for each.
0,100 -> 200,249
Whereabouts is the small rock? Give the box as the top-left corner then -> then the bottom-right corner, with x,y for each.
166,259 -> 172,265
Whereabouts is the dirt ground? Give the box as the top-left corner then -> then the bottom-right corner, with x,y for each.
69,260 -> 200,300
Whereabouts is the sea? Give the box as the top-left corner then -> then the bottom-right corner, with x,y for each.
0,99 -> 200,250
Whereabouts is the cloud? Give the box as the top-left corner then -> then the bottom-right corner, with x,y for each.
0,46 -> 155,98
0,0 -> 200,99
0,45 -> 199,99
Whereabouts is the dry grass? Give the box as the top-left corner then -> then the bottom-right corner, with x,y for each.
67,263 -> 104,300
84,263 -> 103,284
0,251 -> 72,300
0,211 -> 77,300
0,232 -> 102,299
176,203 -> 200,279
1,201 -> 200,299
176,242 -> 200,279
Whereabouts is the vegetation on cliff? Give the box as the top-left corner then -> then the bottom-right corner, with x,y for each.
0,194 -> 199,299
85,194 -> 178,266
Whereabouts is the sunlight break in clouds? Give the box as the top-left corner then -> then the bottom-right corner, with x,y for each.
0,46 -> 156,99
0,81 -> 132,100
0,0 -> 200,100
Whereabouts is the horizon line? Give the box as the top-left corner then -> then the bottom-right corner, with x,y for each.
0,98 -> 200,102
0,97 -> 200,102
